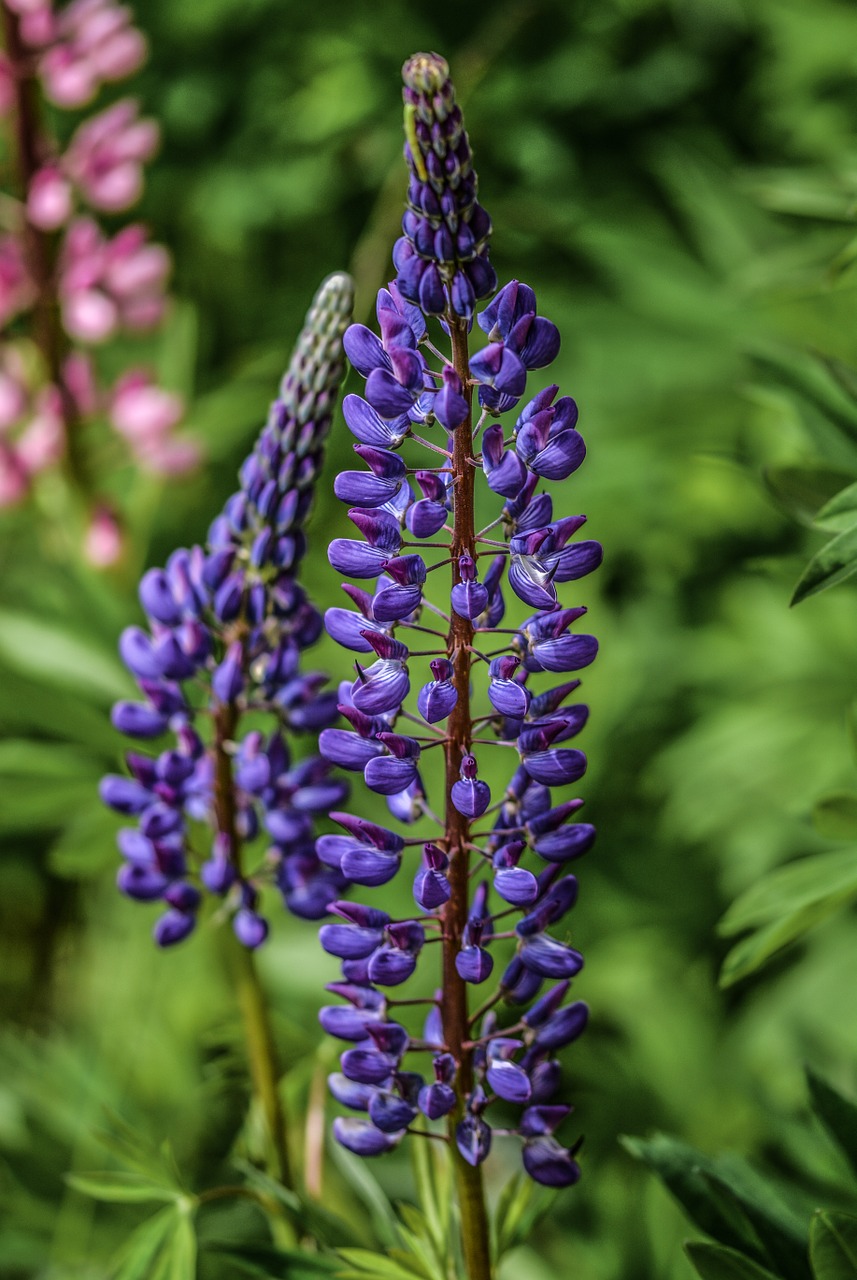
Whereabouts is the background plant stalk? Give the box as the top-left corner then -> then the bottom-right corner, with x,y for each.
441,313 -> 492,1280
213,699 -> 293,1190
2,4 -> 88,493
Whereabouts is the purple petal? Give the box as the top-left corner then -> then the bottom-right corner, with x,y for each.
522,1136 -> 581,1187
333,1116 -> 402,1156
342,394 -> 410,447
343,324 -> 390,377
487,1059 -> 532,1104
451,778 -> 491,818
318,729 -> 383,770
456,1114 -> 492,1166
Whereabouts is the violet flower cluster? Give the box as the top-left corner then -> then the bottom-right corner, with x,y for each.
0,0 -> 196,546
99,273 -> 355,947
317,54 -> 599,1189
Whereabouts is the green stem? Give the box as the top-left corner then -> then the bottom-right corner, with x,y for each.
213,700 -> 293,1190
441,313 -> 493,1280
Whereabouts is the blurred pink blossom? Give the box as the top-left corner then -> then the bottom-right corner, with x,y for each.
64,98 -> 158,212
0,236 -> 35,327
27,164 -> 74,230
110,369 -> 198,474
0,442 -> 29,508
59,218 -> 170,342
38,0 -> 147,108
83,502 -> 123,565
15,385 -> 64,472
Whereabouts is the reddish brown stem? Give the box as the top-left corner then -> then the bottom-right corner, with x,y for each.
2,5 -> 87,490
441,314 -> 493,1280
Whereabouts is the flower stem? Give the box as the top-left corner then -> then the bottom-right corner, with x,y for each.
2,6 -> 88,496
441,313 -> 493,1280
214,700 -> 293,1190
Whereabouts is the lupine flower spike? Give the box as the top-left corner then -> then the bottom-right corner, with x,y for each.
1,0 -> 196,550
318,52 -> 600,1279
100,272 -> 355,948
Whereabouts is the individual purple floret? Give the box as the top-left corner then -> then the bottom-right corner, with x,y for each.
101,273 -> 355,947
317,52 -> 597,1237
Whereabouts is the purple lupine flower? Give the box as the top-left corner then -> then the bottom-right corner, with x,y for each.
101,273 -> 355,945
394,52 -> 496,320
318,52 -> 596,1205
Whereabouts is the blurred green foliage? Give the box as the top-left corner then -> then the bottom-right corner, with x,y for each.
5,0 -> 857,1276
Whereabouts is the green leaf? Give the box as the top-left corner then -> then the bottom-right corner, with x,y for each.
764,466 -> 857,526
685,1241 -> 785,1280
791,523 -> 857,604
336,1249 -> 425,1279
719,850 -> 857,934
205,1241 -> 339,1277
812,795 -> 857,840
109,1206 -> 179,1280
717,850 -> 857,985
806,1070 -> 857,1179
151,1207 -> 196,1280
809,1211 -> 857,1279
815,483 -> 857,532
749,348 -> 857,444
66,1171 -> 182,1204
329,1144 -> 398,1246
622,1134 -> 809,1279
0,610 -> 133,703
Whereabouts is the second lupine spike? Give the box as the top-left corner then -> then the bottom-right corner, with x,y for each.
101,273 -> 355,947
318,52 -> 599,1203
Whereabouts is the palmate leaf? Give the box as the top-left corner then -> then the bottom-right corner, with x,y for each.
791,523 -> 857,604
108,1206 -> 179,1280
336,1247 -> 427,1280
717,849 -> 857,985
764,466 -> 857,526
806,1070 -> 857,1179
809,1211 -> 857,1280
685,1241 -> 785,1280
205,1240 -> 339,1278
0,608 -> 133,703
622,1134 -> 810,1280
66,1171 -> 181,1204
814,482 -> 857,532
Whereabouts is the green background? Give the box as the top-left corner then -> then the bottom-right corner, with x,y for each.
3,0 -> 857,1276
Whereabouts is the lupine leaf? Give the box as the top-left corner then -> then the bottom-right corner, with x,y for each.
151,1208 -> 196,1280
622,1135 -> 809,1278
719,850 -> 857,934
336,1249 -> 426,1279
108,1206 -> 179,1280
791,523 -> 857,604
764,466 -> 857,526
717,849 -> 857,984
809,1211 -> 857,1279
685,1241 -> 785,1280
408,1138 -> 445,1265
815,482 -> 857,531
806,1070 -> 857,1178
329,1145 -> 398,1246
749,348 -> 857,443
66,1170 -> 182,1204
812,795 -> 857,840
205,1241 -> 339,1277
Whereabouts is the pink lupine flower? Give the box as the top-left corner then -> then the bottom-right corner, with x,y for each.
15,387 -> 64,474
62,351 -> 99,416
109,369 -> 197,475
27,165 -> 74,231
58,218 -> 170,342
64,99 -> 158,213
0,56 -> 15,116
39,0 -> 146,108
0,358 -> 28,432
83,502 -> 123,565
0,236 -> 35,326
110,369 -> 182,442
0,443 -> 29,508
